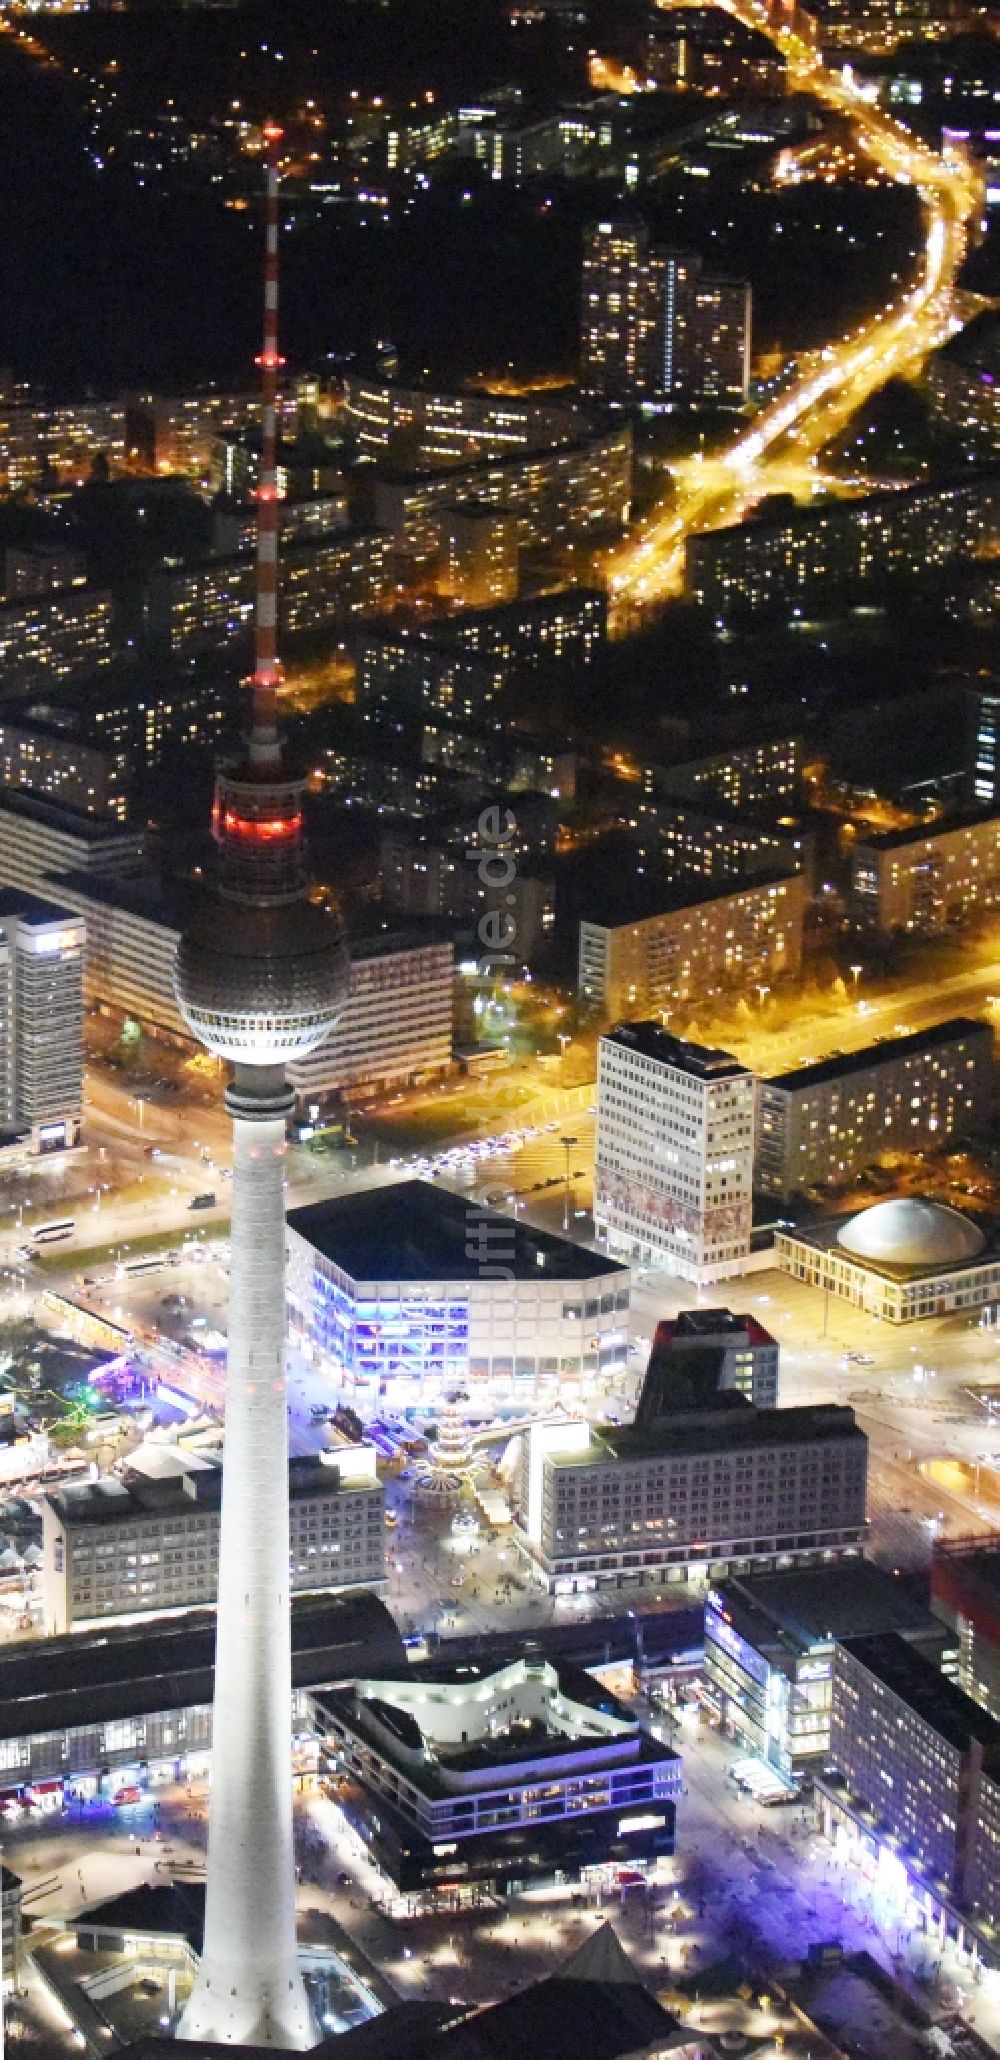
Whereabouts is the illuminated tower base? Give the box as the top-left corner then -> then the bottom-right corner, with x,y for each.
177,1065 -> 313,2049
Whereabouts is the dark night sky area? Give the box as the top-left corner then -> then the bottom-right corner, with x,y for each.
0,0 -> 923,394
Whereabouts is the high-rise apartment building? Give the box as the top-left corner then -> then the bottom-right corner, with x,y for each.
287,930 -> 453,1107
595,1023 -> 755,1281
850,810 -> 1000,936
579,871 -> 806,1019
756,1017 -> 993,1200
581,220 -> 750,406
0,891 -> 85,1153
580,221 -> 657,401
968,678 -> 1000,808
440,503 -> 519,606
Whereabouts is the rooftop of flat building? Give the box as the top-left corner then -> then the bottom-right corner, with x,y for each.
601,1021 -> 750,1080
581,865 -> 800,930
0,788 -> 142,841
0,886 -> 85,930
320,1655 -> 679,1789
667,1308 -> 776,1347
763,1016 -> 991,1093
853,806 -> 1000,853
287,1178 -> 629,1284
0,1593 -> 403,1741
836,1631 -> 1000,1758
45,1452 -> 374,1528
710,1562 -> 949,1663
548,1399 -> 864,1466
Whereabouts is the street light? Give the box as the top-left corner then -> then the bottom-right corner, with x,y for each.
557,1032 -> 571,1079
850,964 -> 863,993
560,1136 -> 578,1233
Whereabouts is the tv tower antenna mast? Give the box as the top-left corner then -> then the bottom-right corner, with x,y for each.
173,122 -> 347,2049
251,118 -> 283,772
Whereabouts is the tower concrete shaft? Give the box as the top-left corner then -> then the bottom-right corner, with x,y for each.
177,1065 -> 314,2047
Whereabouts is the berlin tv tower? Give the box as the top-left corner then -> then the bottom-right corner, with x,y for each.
174,122 -> 348,2048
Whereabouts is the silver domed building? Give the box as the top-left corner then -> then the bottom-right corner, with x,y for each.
776,1193 -> 1000,1325
174,132 -> 346,2052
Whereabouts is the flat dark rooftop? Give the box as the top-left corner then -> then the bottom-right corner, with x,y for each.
0,1592 -> 403,1742
46,1453 -> 370,1527
764,1016 -> 990,1094
837,1631 -> 1000,1757
603,1020 -> 748,1080
0,789 -> 140,842
287,1179 -> 629,1283
714,1563 -> 947,1658
590,1401 -> 865,1464
854,807 -> 1000,853
0,887 -> 85,929
582,866 -> 799,930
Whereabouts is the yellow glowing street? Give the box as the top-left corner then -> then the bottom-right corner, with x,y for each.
607,0 -> 982,609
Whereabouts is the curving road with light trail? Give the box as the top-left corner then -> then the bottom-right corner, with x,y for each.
606,0 -> 982,610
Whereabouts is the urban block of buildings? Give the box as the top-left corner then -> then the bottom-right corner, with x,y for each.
315,1653 -> 681,1895
581,220 -> 751,408
286,1179 -> 630,1395
0,1594 -> 403,1800
704,1562 -> 955,1781
515,1358 -> 868,1593
372,421 -> 633,561
595,1023 -> 755,1282
579,870 -> 807,1019
40,1447 -> 385,1635
819,1632 -> 1000,1975
755,1017 -> 993,1200
687,470 -> 1000,620
775,1195 -> 1000,1324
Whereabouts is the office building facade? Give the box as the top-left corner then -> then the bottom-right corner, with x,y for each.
820,1634 -> 1000,1959
579,871 -> 807,1019
40,1450 -> 384,1635
649,1309 -> 779,1409
931,1537 -> 1000,1722
315,1654 -> 680,1895
704,1565 -> 954,1779
286,1180 -> 630,1396
756,1017 -> 993,1200
595,1024 -> 755,1282
516,1398 -> 868,1593
0,891 -> 85,1152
